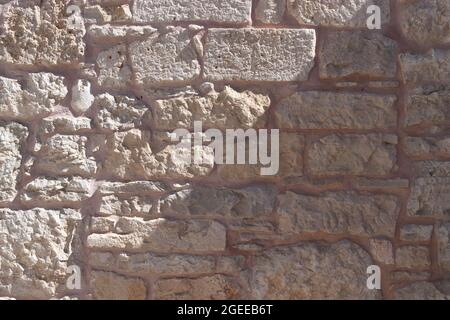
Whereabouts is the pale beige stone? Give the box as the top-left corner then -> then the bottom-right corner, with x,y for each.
34,135 -> 97,177
276,92 -> 397,129
96,45 -> 132,90
151,87 -> 270,130
320,31 -> 397,79
370,239 -> 394,265
287,0 -> 390,27
87,218 -> 226,253
307,134 -> 398,176
103,129 -> 214,180
251,241 -> 379,299
396,246 -> 431,269
204,28 -> 316,81
0,73 -> 67,120
0,122 -> 28,204
133,0 -> 252,24
278,191 -> 399,237
90,271 -> 146,300
129,27 -> 200,86
154,275 -> 242,300
0,208 -> 81,299
0,0 -> 85,65
256,0 -> 286,24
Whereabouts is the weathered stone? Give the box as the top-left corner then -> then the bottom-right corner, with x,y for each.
0,208 -> 81,299
308,134 -> 398,176
129,27 -> 201,86
88,25 -> 157,44
256,0 -> 286,24
40,115 -> 92,135
84,5 -> 111,24
0,122 -> 28,204
20,177 -> 94,206
395,282 -> 448,300
103,129 -> 214,180
405,136 -> 450,158
151,87 -> 270,130
320,31 -> 397,79
408,178 -> 450,217
400,49 -> 450,84
276,92 -> 397,129
396,246 -> 431,269
112,4 -> 132,22
400,225 -> 433,242
92,94 -> 148,132
287,0 -> 389,27
98,181 -> 170,196
251,241 -> 378,299
405,89 -> 450,127
98,195 -> 155,217
157,185 -> 277,218
0,0 -> 85,65
413,161 -> 450,177
87,218 -> 226,252
0,73 -> 67,120
438,223 -> 450,273
71,80 -> 94,114
154,275 -> 242,300
217,132 -> 304,180
204,28 -> 316,81
90,252 -> 245,277
96,44 -> 132,90
34,135 -> 97,177
369,239 -> 394,265
399,0 -> 450,47
91,216 -> 117,233
90,271 -> 146,300
278,191 -> 399,237
133,0 -> 252,24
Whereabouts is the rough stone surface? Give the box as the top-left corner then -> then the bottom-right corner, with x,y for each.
400,49 -> 450,84
278,191 -> 399,237
90,271 -> 146,300
133,0 -> 252,24
0,73 -> 67,120
103,129 -> 214,180
251,241 -> 378,299
0,0 -> 85,65
408,178 -> 450,218
204,28 -> 316,81
276,92 -> 397,129
256,0 -> 286,24
287,0 -> 390,27
0,0 -> 446,300
320,31 -> 398,79
151,87 -> 270,130
438,223 -> 450,273
34,135 -> 97,177
405,88 -> 450,127
0,208 -> 81,299
87,218 -> 226,252
307,134 -> 398,176
399,0 -> 450,47
0,122 -> 28,204
130,27 -> 201,86
154,275 -> 242,300
395,282 -> 448,300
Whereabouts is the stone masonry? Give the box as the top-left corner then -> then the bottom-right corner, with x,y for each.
0,0 -> 449,300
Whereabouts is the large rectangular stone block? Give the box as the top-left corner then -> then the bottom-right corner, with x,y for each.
204,28 -> 316,81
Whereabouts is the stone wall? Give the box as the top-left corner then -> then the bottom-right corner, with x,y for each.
0,0 -> 449,300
